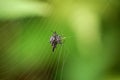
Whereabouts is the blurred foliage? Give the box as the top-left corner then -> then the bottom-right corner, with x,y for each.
0,0 -> 120,80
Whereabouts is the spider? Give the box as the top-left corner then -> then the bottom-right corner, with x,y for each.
50,32 -> 62,52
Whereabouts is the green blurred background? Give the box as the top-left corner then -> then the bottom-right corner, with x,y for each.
0,0 -> 120,80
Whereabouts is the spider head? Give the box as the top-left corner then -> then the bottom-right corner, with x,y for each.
53,31 -> 58,36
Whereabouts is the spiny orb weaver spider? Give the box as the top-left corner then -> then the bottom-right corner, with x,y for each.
50,32 -> 62,52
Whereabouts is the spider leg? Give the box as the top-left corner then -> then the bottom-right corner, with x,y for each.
52,47 -> 55,52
